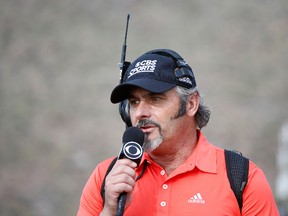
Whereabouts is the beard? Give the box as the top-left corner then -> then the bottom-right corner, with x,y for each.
143,134 -> 163,153
137,119 -> 163,153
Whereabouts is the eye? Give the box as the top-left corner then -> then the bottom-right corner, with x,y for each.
152,97 -> 160,101
129,98 -> 139,106
151,96 -> 163,103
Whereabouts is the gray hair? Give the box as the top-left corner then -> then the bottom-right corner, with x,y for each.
175,86 -> 211,129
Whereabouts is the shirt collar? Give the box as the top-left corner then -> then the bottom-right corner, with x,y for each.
186,130 -> 217,174
138,130 -> 217,174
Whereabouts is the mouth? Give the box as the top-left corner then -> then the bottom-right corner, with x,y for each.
139,125 -> 155,133
137,119 -> 160,134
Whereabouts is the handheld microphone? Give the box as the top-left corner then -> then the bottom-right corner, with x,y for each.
116,127 -> 145,216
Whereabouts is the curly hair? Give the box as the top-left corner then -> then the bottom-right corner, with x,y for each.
175,86 -> 211,129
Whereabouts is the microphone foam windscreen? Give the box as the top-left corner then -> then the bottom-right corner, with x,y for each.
122,127 -> 145,146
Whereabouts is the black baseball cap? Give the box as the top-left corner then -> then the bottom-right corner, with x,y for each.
110,50 -> 197,103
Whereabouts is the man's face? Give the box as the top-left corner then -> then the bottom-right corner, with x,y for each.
128,87 -> 189,153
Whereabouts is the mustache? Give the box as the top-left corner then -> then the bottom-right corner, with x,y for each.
137,119 -> 161,128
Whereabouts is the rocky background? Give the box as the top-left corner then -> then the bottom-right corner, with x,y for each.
0,0 -> 287,215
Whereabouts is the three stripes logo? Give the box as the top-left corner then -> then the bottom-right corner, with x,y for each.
187,192 -> 205,204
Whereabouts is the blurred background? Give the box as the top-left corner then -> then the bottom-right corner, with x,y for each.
0,0 -> 287,215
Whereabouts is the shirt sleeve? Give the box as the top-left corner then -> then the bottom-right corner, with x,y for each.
77,158 -> 114,216
242,161 -> 280,216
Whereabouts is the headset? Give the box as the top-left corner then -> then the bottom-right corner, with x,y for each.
145,49 -> 196,87
117,16 -> 195,127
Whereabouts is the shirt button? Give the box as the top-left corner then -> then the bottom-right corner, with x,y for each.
160,201 -> 166,207
160,170 -> 165,175
162,184 -> 168,189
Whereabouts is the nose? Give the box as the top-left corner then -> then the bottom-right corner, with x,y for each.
131,100 -> 151,121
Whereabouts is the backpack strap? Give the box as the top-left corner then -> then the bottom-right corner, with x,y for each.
224,149 -> 249,212
100,157 -> 118,205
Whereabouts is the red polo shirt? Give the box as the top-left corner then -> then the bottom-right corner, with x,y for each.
77,131 -> 279,216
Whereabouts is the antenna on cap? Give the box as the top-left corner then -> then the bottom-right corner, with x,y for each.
118,14 -> 131,83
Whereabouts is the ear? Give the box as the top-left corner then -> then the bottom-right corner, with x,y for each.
186,92 -> 200,117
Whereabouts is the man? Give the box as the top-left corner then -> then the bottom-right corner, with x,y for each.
77,49 -> 279,215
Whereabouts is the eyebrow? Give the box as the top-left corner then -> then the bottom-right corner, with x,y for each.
128,91 -> 164,99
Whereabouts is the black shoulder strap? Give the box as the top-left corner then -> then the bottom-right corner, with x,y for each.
224,149 -> 249,212
100,157 -> 118,205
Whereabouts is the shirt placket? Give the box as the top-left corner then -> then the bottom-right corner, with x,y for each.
157,169 -> 171,215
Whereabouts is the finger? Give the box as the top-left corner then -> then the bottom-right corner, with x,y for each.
109,173 -> 136,187
109,181 -> 135,194
116,158 -> 137,168
109,160 -> 137,178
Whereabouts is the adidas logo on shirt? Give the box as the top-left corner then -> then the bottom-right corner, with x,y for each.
188,192 -> 205,204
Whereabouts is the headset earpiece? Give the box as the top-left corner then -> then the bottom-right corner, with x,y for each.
119,99 -> 132,128
174,59 -> 195,80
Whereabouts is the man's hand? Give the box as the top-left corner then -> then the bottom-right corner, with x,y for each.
100,159 -> 137,216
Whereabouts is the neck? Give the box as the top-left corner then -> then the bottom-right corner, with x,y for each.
149,130 -> 198,176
